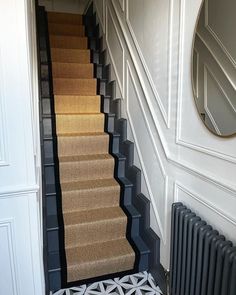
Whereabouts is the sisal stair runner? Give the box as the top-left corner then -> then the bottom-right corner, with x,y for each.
47,11 -> 135,283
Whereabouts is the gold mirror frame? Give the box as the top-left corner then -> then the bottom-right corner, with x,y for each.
191,0 -> 236,138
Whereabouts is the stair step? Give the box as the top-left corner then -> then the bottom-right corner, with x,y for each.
47,12 -> 83,25
55,113 -> 104,134
48,23 -> 85,36
64,207 -> 127,248
59,154 -> 114,182
52,63 -> 94,79
50,48 -> 90,64
61,178 -> 120,212
66,238 -> 135,282
57,132 -> 109,156
53,78 -> 97,95
49,35 -> 87,49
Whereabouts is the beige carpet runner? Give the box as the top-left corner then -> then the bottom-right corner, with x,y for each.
47,11 -> 135,282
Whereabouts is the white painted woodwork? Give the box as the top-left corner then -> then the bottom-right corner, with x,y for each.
0,0 -> 44,294
39,0 -> 90,14
93,0 -> 236,269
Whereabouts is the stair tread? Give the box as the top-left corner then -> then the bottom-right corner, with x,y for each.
54,77 -> 96,81
61,178 -> 119,192
66,238 -> 135,265
48,23 -> 85,37
55,94 -> 100,98
49,35 -> 88,50
64,206 -> 126,226
50,48 -> 90,63
49,23 -> 84,28
56,112 -> 102,115
52,62 -> 92,66
53,78 -> 97,95
47,12 -> 83,25
52,62 -> 93,78
57,131 -> 107,137
59,153 -> 113,162
48,12 -> 83,17
50,35 -> 87,41
54,95 -> 100,114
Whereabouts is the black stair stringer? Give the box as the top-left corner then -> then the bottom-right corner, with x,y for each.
86,5 -> 166,293
36,5 -> 65,294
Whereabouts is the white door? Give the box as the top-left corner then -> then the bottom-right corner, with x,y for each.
0,0 -> 44,294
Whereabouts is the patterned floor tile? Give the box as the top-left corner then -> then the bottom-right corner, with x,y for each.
51,272 -> 162,295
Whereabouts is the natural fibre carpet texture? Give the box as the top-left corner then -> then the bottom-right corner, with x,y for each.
48,12 -> 135,282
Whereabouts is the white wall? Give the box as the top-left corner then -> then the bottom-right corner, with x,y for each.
0,0 -> 44,294
193,0 -> 236,136
93,0 -> 236,269
39,0 -> 90,14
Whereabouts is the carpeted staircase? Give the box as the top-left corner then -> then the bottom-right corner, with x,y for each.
47,11 -> 135,283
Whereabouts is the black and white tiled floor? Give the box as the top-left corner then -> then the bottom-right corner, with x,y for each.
51,271 -> 162,295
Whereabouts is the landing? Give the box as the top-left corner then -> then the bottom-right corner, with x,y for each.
50,271 -> 162,294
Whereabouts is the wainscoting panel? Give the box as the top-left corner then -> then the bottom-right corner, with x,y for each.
0,219 -> 18,295
106,4 -> 124,96
126,61 -> 168,243
0,49 -> 9,167
174,182 -> 236,244
0,193 -> 43,295
94,0 -> 105,33
126,0 -> 170,127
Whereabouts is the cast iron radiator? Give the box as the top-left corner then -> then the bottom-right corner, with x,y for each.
170,202 -> 236,295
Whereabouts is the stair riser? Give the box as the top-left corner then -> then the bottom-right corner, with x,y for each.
103,96 -> 110,114
55,114 -> 104,134
52,64 -> 94,79
122,185 -> 133,206
116,157 -> 126,178
106,114 -> 115,133
49,36 -> 88,49
48,23 -> 85,36
67,255 -> 135,282
47,229 -> 60,253
47,12 -> 83,25
53,79 -> 97,96
138,252 -> 149,272
62,187 -> 120,212
111,134 -> 120,154
54,96 -> 100,114
57,134 -> 109,156
65,219 -> 127,248
98,79 -> 106,95
88,38 -> 99,50
91,50 -> 100,64
95,64 -> 103,79
51,49 -> 90,64
59,158 -> 115,182
48,270 -> 61,292
120,141 -> 134,169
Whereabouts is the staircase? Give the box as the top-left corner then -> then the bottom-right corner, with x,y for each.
36,4 -> 164,294
47,11 -> 135,283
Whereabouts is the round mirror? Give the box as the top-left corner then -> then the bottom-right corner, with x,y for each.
192,0 -> 236,137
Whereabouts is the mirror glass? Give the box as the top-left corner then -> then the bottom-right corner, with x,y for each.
192,0 -> 236,137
